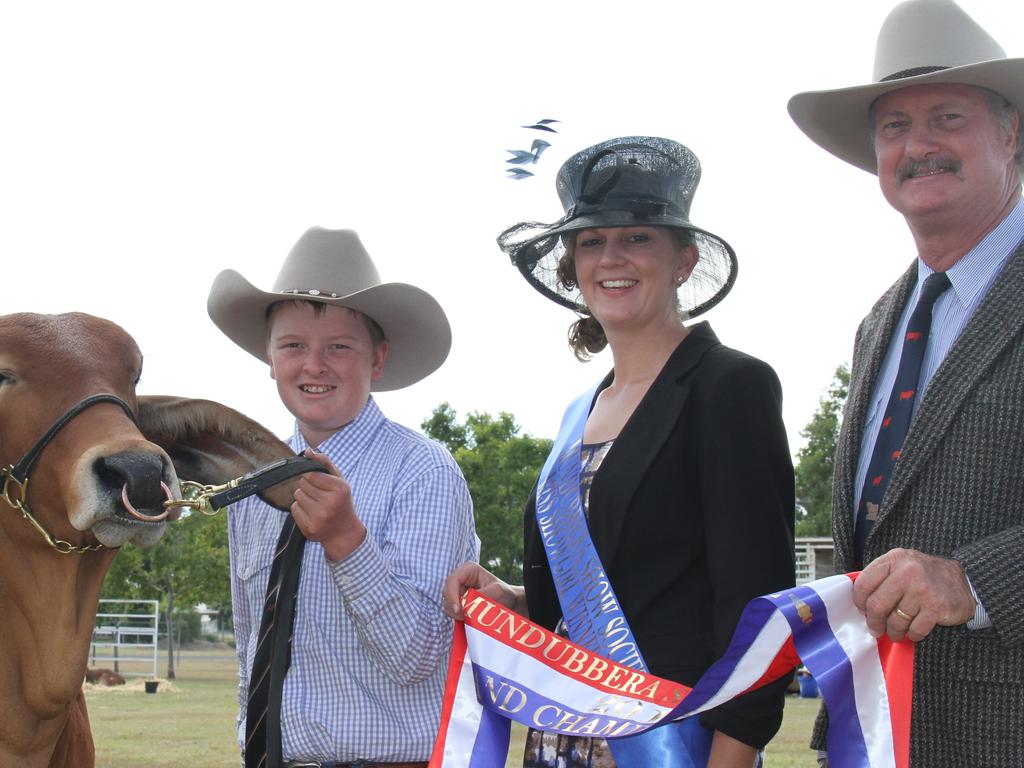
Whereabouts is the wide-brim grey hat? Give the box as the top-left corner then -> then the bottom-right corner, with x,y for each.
207,227 -> 451,391
498,136 -> 737,319
788,0 -> 1024,174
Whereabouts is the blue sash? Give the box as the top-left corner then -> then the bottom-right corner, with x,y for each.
534,385 -> 712,767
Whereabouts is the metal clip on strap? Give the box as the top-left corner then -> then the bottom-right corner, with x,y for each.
208,455 -> 329,509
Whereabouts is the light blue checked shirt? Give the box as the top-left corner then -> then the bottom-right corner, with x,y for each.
228,397 -> 479,763
854,197 -> 1024,628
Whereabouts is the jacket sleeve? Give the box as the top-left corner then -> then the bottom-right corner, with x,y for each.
956,525 -> 1024,647
695,354 -> 797,748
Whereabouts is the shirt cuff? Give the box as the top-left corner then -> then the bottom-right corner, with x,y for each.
964,573 -> 992,630
327,531 -> 384,605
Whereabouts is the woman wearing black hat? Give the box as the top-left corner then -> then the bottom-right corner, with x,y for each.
444,137 -> 794,767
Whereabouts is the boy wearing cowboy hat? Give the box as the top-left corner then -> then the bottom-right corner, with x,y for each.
790,0 -> 1024,764
208,227 -> 479,768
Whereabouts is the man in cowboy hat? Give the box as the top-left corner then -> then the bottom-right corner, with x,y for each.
208,227 -> 479,768
789,0 -> 1024,764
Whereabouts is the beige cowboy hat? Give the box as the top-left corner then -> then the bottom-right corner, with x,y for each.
788,0 -> 1024,173
207,227 -> 451,391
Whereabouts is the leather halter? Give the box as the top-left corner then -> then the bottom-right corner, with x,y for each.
1,394 -> 137,553
6,394 -> 137,485
3,393 -> 330,552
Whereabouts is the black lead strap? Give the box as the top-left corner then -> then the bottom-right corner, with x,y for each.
207,455 -> 329,510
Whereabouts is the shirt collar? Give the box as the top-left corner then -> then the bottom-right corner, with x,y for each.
917,197 -> 1024,306
291,396 -> 385,463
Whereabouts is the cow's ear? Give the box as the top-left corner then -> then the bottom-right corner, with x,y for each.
137,395 -> 298,511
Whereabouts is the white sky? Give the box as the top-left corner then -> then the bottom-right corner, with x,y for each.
2,1 -> 1020,454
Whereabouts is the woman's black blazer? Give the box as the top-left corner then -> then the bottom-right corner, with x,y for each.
523,322 -> 796,748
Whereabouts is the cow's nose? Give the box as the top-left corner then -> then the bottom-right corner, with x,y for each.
96,451 -> 168,512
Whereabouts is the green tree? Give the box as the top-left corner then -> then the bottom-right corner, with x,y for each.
794,364 -> 850,537
421,402 -> 468,452
102,509 -> 230,678
423,404 -> 551,583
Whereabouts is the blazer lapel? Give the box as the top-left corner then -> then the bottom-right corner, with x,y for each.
833,263 -> 917,560
879,243 -> 1024,527
587,323 -> 719,569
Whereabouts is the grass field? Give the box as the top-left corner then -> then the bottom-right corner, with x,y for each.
87,649 -> 819,767
86,649 -> 242,767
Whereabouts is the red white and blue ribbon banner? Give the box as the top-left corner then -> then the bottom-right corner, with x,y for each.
429,573 -> 914,768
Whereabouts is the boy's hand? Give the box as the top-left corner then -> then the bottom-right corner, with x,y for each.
289,448 -> 366,560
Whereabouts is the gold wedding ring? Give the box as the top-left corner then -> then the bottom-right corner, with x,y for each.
893,607 -> 915,622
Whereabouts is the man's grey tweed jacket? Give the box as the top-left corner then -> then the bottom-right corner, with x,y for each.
812,240 -> 1024,766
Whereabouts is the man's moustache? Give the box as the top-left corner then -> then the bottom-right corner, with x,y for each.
898,156 -> 963,181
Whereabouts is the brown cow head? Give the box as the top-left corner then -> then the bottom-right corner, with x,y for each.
0,312 -> 295,552
0,311 -> 299,768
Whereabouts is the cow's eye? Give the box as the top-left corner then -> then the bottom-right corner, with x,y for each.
0,370 -> 15,386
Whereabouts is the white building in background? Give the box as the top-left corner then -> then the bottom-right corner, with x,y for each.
795,537 -> 835,584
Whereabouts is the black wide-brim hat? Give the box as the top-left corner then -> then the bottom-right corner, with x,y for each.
498,136 -> 737,318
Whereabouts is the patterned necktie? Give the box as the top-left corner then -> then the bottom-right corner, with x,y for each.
854,271 -> 951,567
244,515 -> 307,768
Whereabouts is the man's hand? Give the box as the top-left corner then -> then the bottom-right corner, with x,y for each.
442,562 -> 527,620
289,448 -> 366,561
854,548 -> 977,641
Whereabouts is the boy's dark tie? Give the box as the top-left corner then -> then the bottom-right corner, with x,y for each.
244,515 -> 307,768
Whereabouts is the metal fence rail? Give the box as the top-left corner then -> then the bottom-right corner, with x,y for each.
90,599 -> 159,679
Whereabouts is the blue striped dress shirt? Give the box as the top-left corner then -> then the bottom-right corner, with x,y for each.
853,197 -> 1024,627
229,397 -> 479,763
